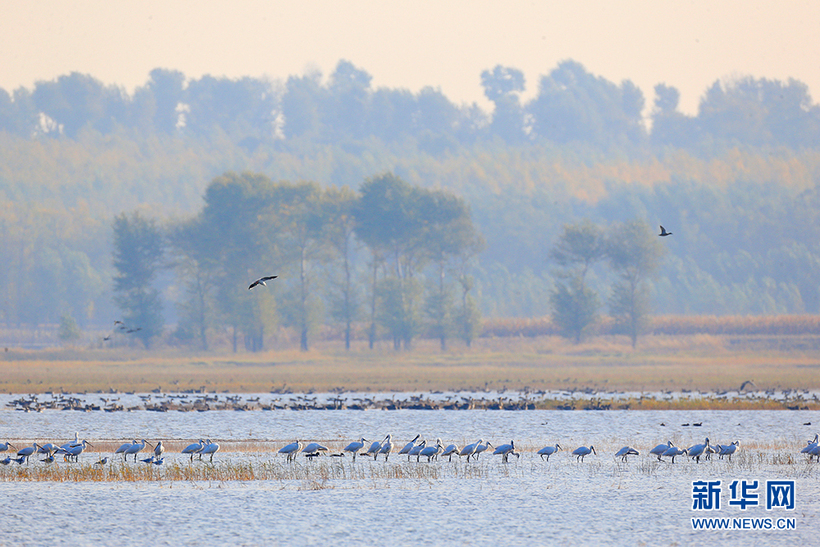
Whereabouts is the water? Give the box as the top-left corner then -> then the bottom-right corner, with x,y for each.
1,401 -> 819,545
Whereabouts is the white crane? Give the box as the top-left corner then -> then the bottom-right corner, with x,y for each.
419,439 -> 443,462
441,444 -> 460,462
343,438 -> 367,462
63,440 -> 92,462
473,440 -> 493,460
378,435 -> 393,461
398,435 -> 420,458
408,439 -> 427,461
459,439 -> 481,462
153,440 -> 165,460
16,443 -> 40,464
182,439 -> 205,461
572,445 -> 596,462
687,438 -> 710,464
716,440 -> 739,460
365,438 -> 383,460
493,441 -> 519,463
115,440 -> 137,460
537,443 -> 561,461
0,441 -> 16,453
124,439 -> 153,462
615,446 -> 639,462
200,439 -> 220,462
661,445 -> 688,463
278,440 -> 303,462
650,441 -> 673,461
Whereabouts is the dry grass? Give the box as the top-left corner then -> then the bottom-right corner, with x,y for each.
1,333 -> 820,394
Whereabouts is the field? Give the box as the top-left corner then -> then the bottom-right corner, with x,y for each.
2,333 -> 820,403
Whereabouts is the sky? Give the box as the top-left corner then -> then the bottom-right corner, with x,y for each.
3,0 -> 819,116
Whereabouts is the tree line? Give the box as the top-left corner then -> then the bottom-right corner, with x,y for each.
2,60 -> 819,150
113,172 -> 484,351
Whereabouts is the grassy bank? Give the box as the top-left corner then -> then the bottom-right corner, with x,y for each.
2,333 -> 820,395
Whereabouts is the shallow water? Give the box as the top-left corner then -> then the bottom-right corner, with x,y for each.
1,403 -> 818,545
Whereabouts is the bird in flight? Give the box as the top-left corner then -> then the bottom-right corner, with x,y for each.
249,275 -> 278,290
659,225 -> 672,237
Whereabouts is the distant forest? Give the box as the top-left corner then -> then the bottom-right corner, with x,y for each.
3,59 -> 820,347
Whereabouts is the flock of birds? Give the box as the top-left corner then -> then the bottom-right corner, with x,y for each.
5,433 -> 819,467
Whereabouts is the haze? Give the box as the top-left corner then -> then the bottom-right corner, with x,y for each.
3,0 -> 818,115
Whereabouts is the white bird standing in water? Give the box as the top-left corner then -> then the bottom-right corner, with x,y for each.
459,439 -> 481,462
278,440 -> 303,462
182,439 -> 205,461
419,439 -> 443,462
493,441 -> 519,463
115,440 -> 137,460
650,441 -> 673,461
200,439 -> 220,462
662,445 -> 688,463
378,435 -> 393,461
398,435 -> 420,458
441,444 -> 459,462
343,438 -> 367,462
615,446 -> 639,462
473,440 -> 493,460
125,439 -> 153,462
688,438 -> 710,464
572,445 -> 596,462
153,440 -> 165,460
365,438 -> 383,460
408,439 -> 427,461
717,441 -> 739,460
537,443 -> 561,461
0,441 -> 15,453
16,443 -> 40,464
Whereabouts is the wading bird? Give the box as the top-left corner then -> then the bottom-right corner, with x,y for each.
650,441 -> 673,461
473,440 -> 493,460
182,439 -> 205,461
717,441 -> 739,461
572,445 -> 596,462
343,438 -> 367,462
408,439 -> 427,461
278,440 -> 303,462
441,444 -> 459,462
16,443 -> 40,464
687,438 -> 710,464
200,439 -> 220,462
419,439 -> 443,462
248,276 -> 278,290
0,441 -> 15,453
115,440 -> 137,460
662,445 -> 688,463
615,446 -> 639,462
537,443 -> 561,461
459,439 -> 481,462
125,439 -> 153,462
398,435 -> 420,458
378,435 -> 393,461
365,438 -> 383,460
493,441 -> 519,463
153,440 -> 165,460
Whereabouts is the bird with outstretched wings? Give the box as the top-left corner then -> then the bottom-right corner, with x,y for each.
249,275 -> 278,290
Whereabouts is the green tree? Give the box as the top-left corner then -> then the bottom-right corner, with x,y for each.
321,186 -> 361,350
549,220 -> 604,342
605,219 -> 665,347
112,212 -> 165,348
455,275 -> 482,347
58,313 -> 81,343
550,274 -> 600,342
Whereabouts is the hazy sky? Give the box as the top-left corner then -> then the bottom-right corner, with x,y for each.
3,0 -> 818,115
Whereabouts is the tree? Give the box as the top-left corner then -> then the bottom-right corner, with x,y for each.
548,221 -> 604,342
321,186 -> 361,350
481,65 -> 526,143
112,212 -> 165,347
604,219 -> 665,347
550,274 -> 600,343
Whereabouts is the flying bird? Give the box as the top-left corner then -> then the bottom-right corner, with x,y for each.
659,225 -> 672,237
249,275 -> 278,290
